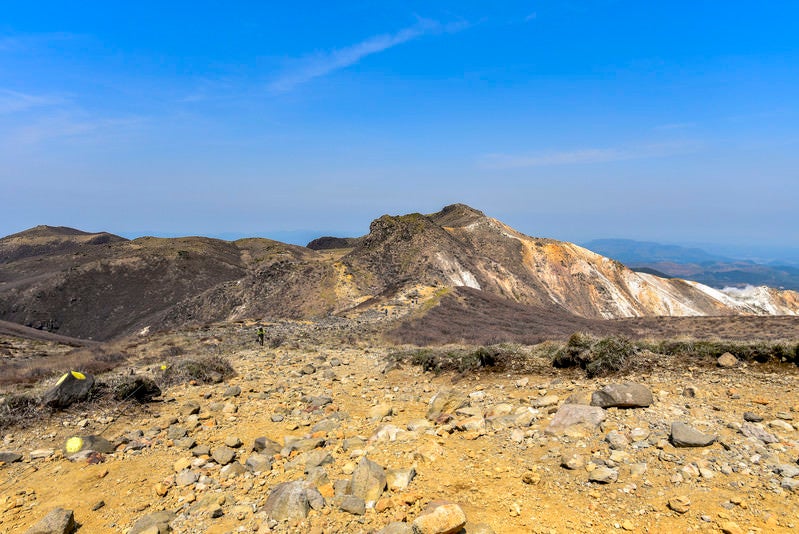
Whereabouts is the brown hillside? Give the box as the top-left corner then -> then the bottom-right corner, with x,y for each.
1,205 -> 797,343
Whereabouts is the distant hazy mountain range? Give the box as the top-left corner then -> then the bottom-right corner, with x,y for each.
582,239 -> 799,291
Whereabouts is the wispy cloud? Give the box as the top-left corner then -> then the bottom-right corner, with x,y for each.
654,122 -> 696,131
0,32 -> 78,52
0,89 -> 60,114
4,113 -> 144,146
479,142 -> 701,169
268,18 -> 469,92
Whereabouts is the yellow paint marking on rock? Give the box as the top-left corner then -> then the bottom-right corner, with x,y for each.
65,437 -> 84,453
70,371 -> 86,380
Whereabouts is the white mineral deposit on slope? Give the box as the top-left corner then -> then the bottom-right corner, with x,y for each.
714,284 -> 799,315
434,252 -> 481,290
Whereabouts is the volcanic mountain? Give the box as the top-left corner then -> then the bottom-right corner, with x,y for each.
1,206 -> 797,341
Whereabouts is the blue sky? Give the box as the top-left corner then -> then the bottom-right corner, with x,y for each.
1,1 -> 797,254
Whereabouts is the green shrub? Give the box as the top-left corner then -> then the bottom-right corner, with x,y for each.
552,332 -> 596,369
389,345 -> 517,375
585,336 -> 637,377
551,333 -> 638,377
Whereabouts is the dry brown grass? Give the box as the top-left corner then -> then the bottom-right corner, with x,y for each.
389,287 -> 799,346
0,345 -> 129,387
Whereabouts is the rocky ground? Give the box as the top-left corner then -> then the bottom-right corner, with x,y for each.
1,323 -> 799,533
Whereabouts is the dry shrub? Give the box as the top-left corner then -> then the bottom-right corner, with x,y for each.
552,333 -> 637,377
646,339 -> 798,364
160,344 -> 185,358
387,344 -> 535,375
0,347 -> 128,386
160,355 -> 236,386
0,393 -> 43,431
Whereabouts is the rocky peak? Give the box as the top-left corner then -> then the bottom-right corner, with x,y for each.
428,204 -> 486,228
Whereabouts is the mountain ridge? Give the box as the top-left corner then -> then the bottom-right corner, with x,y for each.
1,205 -> 797,341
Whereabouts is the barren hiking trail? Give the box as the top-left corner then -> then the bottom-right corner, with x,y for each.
2,326 -> 799,533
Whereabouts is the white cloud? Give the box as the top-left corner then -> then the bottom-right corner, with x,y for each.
4,113 -> 143,146
479,142 -> 701,169
268,18 -> 468,92
0,89 -> 60,114
654,122 -> 696,131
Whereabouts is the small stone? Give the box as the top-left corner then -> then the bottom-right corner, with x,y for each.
591,383 -> 653,408
743,412 -> 763,422
0,451 -> 23,464
386,468 -> 416,491
222,385 -> 241,397
412,501 -> 467,534
262,481 -> 311,521
670,422 -> 716,447
175,469 -> 199,486
522,471 -> 541,485
212,446 -> 236,465
605,430 -> 629,450
30,449 -> 54,460
741,422 -> 779,444
220,461 -> 246,478
769,419 -> 794,432
775,464 -> 799,478
368,404 -> 394,422
224,436 -> 243,448
191,445 -> 210,457
174,437 -> 196,449
22,507 -> 75,534
720,521 -> 744,534
377,523 -> 413,534
588,467 -> 618,484
340,495 -> 366,515
245,453 -> 274,473
166,426 -> 187,440
128,511 -> 176,534
181,401 -> 200,415
531,395 -> 559,408
560,451 -> 585,470
173,457 -> 192,472
668,496 -> 691,514
545,404 -> 606,435
717,352 -> 738,368
782,478 -> 799,492
350,457 -> 386,504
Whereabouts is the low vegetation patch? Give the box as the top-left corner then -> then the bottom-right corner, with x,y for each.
160,355 -> 236,386
0,393 -> 43,431
552,333 -> 637,377
0,347 -> 128,387
387,343 -> 559,375
647,339 -> 799,364
552,333 -> 799,376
